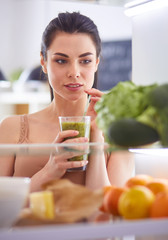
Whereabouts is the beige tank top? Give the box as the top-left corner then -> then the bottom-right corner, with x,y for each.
18,115 -> 30,143
13,115 -> 48,177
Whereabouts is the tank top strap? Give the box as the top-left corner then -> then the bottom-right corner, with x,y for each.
18,115 -> 29,143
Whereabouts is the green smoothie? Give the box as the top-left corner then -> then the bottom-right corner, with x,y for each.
61,121 -> 90,161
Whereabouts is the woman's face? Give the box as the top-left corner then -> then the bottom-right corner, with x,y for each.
41,32 -> 99,101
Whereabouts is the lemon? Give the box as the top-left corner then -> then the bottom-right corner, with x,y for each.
30,190 -> 55,220
118,186 -> 155,219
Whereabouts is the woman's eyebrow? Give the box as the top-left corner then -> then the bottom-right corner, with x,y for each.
79,52 -> 93,57
53,52 -> 69,58
52,52 -> 93,58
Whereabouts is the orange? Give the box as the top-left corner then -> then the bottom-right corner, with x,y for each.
103,187 -> 126,216
103,185 -> 114,195
99,185 -> 114,212
118,186 -> 155,219
146,178 -> 168,195
125,174 -> 154,188
150,192 -> 168,218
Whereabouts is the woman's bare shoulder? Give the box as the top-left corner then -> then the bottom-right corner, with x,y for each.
0,115 -> 21,143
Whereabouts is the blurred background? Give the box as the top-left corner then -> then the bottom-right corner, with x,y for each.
1,0 -> 167,122
0,0 -> 132,120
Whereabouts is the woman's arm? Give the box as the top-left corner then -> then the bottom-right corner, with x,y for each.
0,116 -> 20,176
0,156 -> 15,176
107,151 -> 135,187
84,88 -> 110,189
85,126 -> 110,190
84,88 -> 135,189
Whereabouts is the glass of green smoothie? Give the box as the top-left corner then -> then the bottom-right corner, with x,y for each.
59,116 -> 91,172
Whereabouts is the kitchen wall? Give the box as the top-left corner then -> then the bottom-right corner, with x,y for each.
0,0 -> 132,79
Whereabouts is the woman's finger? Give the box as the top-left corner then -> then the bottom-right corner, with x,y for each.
63,137 -> 89,144
51,143 -> 89,161
53,158 -> 88,170
63,160 -> 88,169
89,97 -> 101,109
86,97 -> 101,117
50,152 -> 88,170
54,130 -> 79,143
85,88 -> 104,97
90,96 -> 101,102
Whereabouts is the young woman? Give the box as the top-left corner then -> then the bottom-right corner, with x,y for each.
0,12 -> 134,192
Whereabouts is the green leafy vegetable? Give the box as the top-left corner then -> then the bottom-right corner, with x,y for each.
147,84 -> 168,146
95,81 -> 168,147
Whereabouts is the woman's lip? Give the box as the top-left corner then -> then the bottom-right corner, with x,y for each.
64,83 -> 83,91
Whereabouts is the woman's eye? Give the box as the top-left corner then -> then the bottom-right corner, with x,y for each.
80,59 -> 92,64
55,59 -> 67,64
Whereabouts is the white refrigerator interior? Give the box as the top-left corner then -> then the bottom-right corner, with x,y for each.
130,1 -> 168,85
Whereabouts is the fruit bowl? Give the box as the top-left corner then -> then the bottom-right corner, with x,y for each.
0,177 -> 30,228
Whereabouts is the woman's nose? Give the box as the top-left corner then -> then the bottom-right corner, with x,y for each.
67,63 -> 80,78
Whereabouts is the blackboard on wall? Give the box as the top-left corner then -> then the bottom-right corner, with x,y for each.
97,40 -> 132,91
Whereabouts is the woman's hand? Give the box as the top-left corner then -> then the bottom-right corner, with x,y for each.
85,88 -> 104,142
43,130 -> 89,179
30,130 -> 89,192
84,88 -> 104,121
